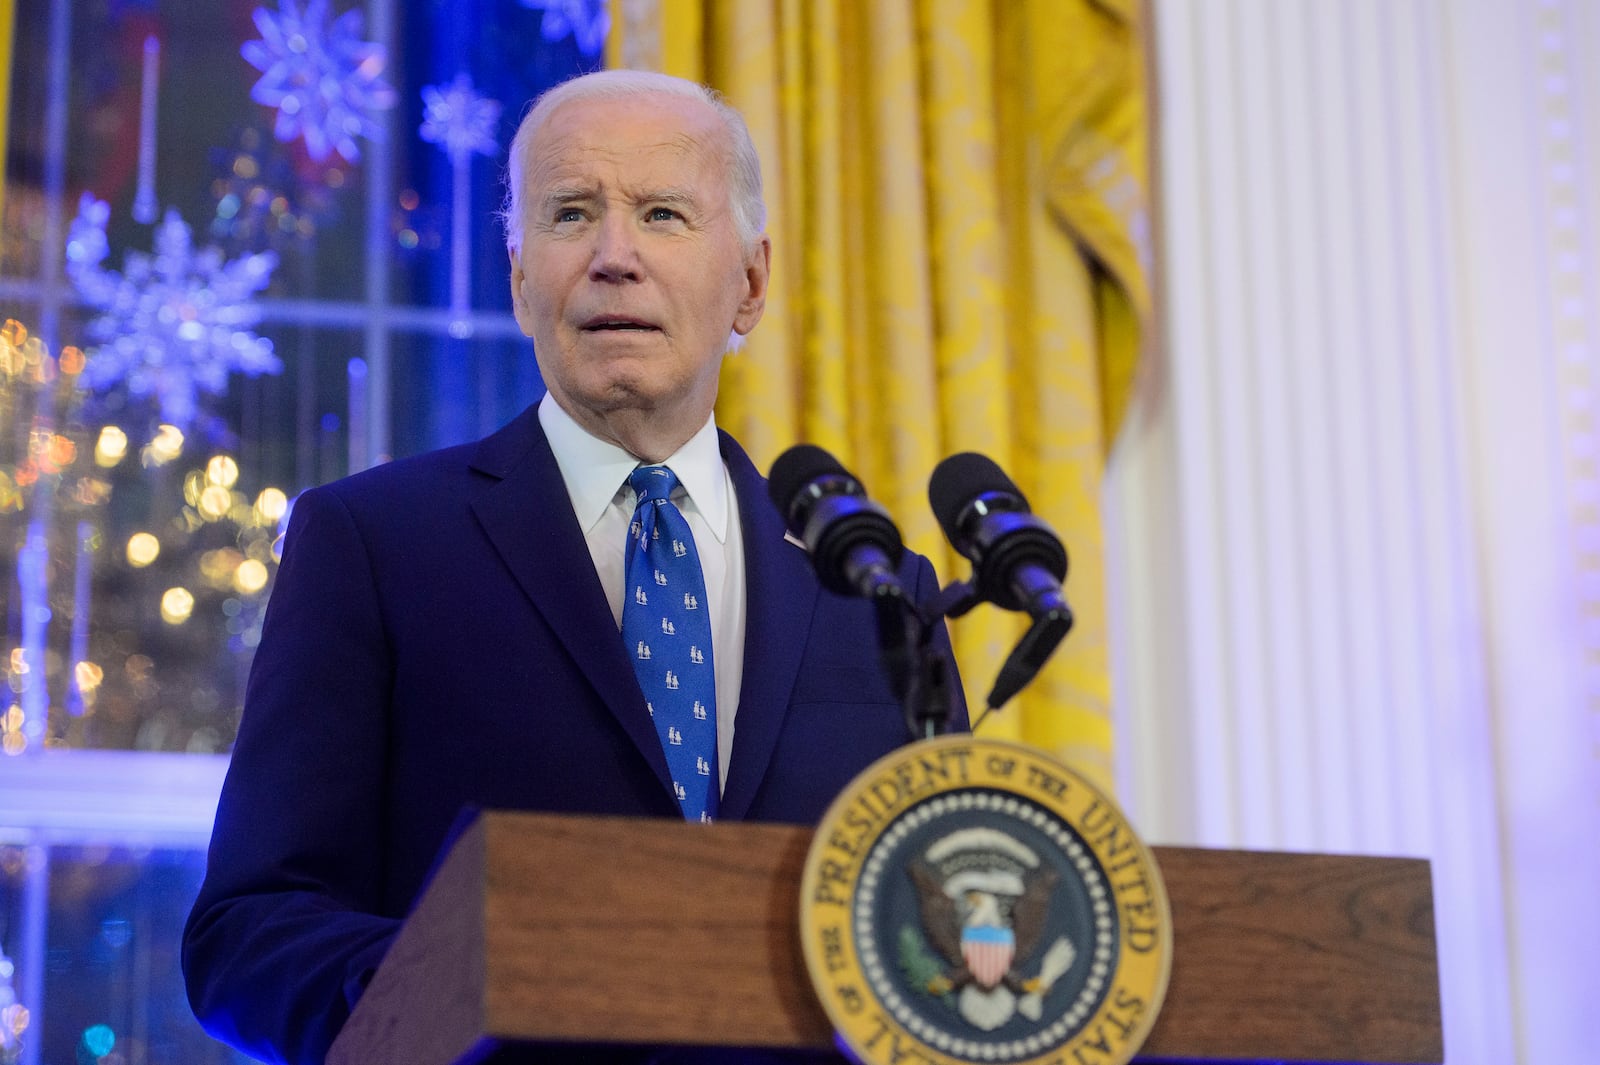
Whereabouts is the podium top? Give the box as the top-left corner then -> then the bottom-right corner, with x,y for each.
330,812 -> 1441,1065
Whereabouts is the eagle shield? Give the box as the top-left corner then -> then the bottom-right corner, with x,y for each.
961,923 -> 1016,990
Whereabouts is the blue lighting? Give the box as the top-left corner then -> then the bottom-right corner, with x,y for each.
82,1023 -> 115,1057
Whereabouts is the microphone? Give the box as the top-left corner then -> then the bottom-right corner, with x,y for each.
927,452 -> 1069,621
768,445 -> 906,601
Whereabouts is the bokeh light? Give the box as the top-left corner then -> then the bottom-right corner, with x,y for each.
94,426 -> 129,467
0,318 -> 27,354
200,549 -> 243,588
142,424 -> 184,467
70,476 -> 113,506
82,1023 -> 115,1057
2,703 -> 24,757
234,558 -> 269,595
126,533 -> 160,568
74,661 -> 104,693
159,588 -> 195,625
206,454 -> 240,487
255,487 -> 288,524
44,434 -> 76,468
0,1002 -> 28,1041
198,484 -> 233,522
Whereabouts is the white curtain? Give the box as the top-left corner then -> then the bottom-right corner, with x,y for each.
1112,1 -> 1600,1062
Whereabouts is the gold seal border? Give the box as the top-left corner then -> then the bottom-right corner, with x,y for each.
799,736 -> 1172,1065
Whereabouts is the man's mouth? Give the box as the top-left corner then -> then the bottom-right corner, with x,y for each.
582,316 -> 660,333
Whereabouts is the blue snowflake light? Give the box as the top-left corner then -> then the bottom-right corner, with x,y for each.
521,0 -> 610,58
242,0 -> 397,163
419,74 -> 502,165
66,194 -> 281,427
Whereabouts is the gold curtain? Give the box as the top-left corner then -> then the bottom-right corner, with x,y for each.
0,0 -> 14,224
609,0 -> 1148,790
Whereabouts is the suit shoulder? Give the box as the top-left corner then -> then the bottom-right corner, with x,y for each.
304,405 -> 544,515
316,440 -> 482,503
280,449 -> 474,545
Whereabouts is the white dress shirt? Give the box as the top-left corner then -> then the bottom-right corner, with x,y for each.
537,393 -> 747,788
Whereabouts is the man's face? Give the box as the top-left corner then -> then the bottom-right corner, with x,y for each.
508,92 -> 770,451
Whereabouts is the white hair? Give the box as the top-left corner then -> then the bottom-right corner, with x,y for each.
499,69 -> 767,253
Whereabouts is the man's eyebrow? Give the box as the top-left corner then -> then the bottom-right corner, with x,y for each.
540,185 -> 598,208
644,187 -> 699,209
536,185 -> 702,212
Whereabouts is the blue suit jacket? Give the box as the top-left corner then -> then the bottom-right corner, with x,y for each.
183,406 -> 964,1064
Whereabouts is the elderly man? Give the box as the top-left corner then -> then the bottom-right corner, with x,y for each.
183,70 -> 962,1064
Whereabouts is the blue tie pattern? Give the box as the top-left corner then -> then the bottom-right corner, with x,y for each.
622,466 -> 719,822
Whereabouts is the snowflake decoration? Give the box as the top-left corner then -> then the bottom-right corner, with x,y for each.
419,74 -> 502,165
521,0 -> 610,58
242,0 -> 397,163
66,194 -> 281,427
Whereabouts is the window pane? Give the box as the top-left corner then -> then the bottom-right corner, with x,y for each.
2,0 -> 596,755
12,844 -> 249,1063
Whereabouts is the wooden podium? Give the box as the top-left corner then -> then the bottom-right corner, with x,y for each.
327,811 -> 1441,1065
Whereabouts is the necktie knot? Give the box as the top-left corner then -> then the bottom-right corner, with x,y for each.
629,465 -> 679,507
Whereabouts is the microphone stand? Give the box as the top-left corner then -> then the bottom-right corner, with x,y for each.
914,578 -> 1074,734
874,595 -> 962,741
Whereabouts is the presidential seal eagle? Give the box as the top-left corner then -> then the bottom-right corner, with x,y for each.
908,826 -> 1076,1030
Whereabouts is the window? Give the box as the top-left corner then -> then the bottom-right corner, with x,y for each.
1,0 -> 603,1056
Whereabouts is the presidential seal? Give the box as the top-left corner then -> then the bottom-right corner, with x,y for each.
800,736 -> 1170,1065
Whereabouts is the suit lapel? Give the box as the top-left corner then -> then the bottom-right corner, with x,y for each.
466,409 -> 675,799
717,433 -> 817,820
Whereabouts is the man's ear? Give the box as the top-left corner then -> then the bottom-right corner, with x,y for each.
508,246 -> 536,337
732,235 -> 772,337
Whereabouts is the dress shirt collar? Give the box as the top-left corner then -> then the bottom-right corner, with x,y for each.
537,392 -> 730,543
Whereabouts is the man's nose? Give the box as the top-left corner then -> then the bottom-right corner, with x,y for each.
588,214 -> 642,282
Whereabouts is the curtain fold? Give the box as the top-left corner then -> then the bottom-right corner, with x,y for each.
609,0 -> 1147,789
0,0 -> 14,225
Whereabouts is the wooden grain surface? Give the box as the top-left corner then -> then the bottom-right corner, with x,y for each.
481,814 -> 827,1047
330,812 -> 1441,1064
1140,845 -> 1441,1062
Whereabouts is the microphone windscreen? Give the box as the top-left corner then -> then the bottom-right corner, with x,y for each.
768,444 -> 849,522
928,451 -> 1023,544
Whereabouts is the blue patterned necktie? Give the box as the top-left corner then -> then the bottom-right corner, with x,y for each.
622,466 -> 719,822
